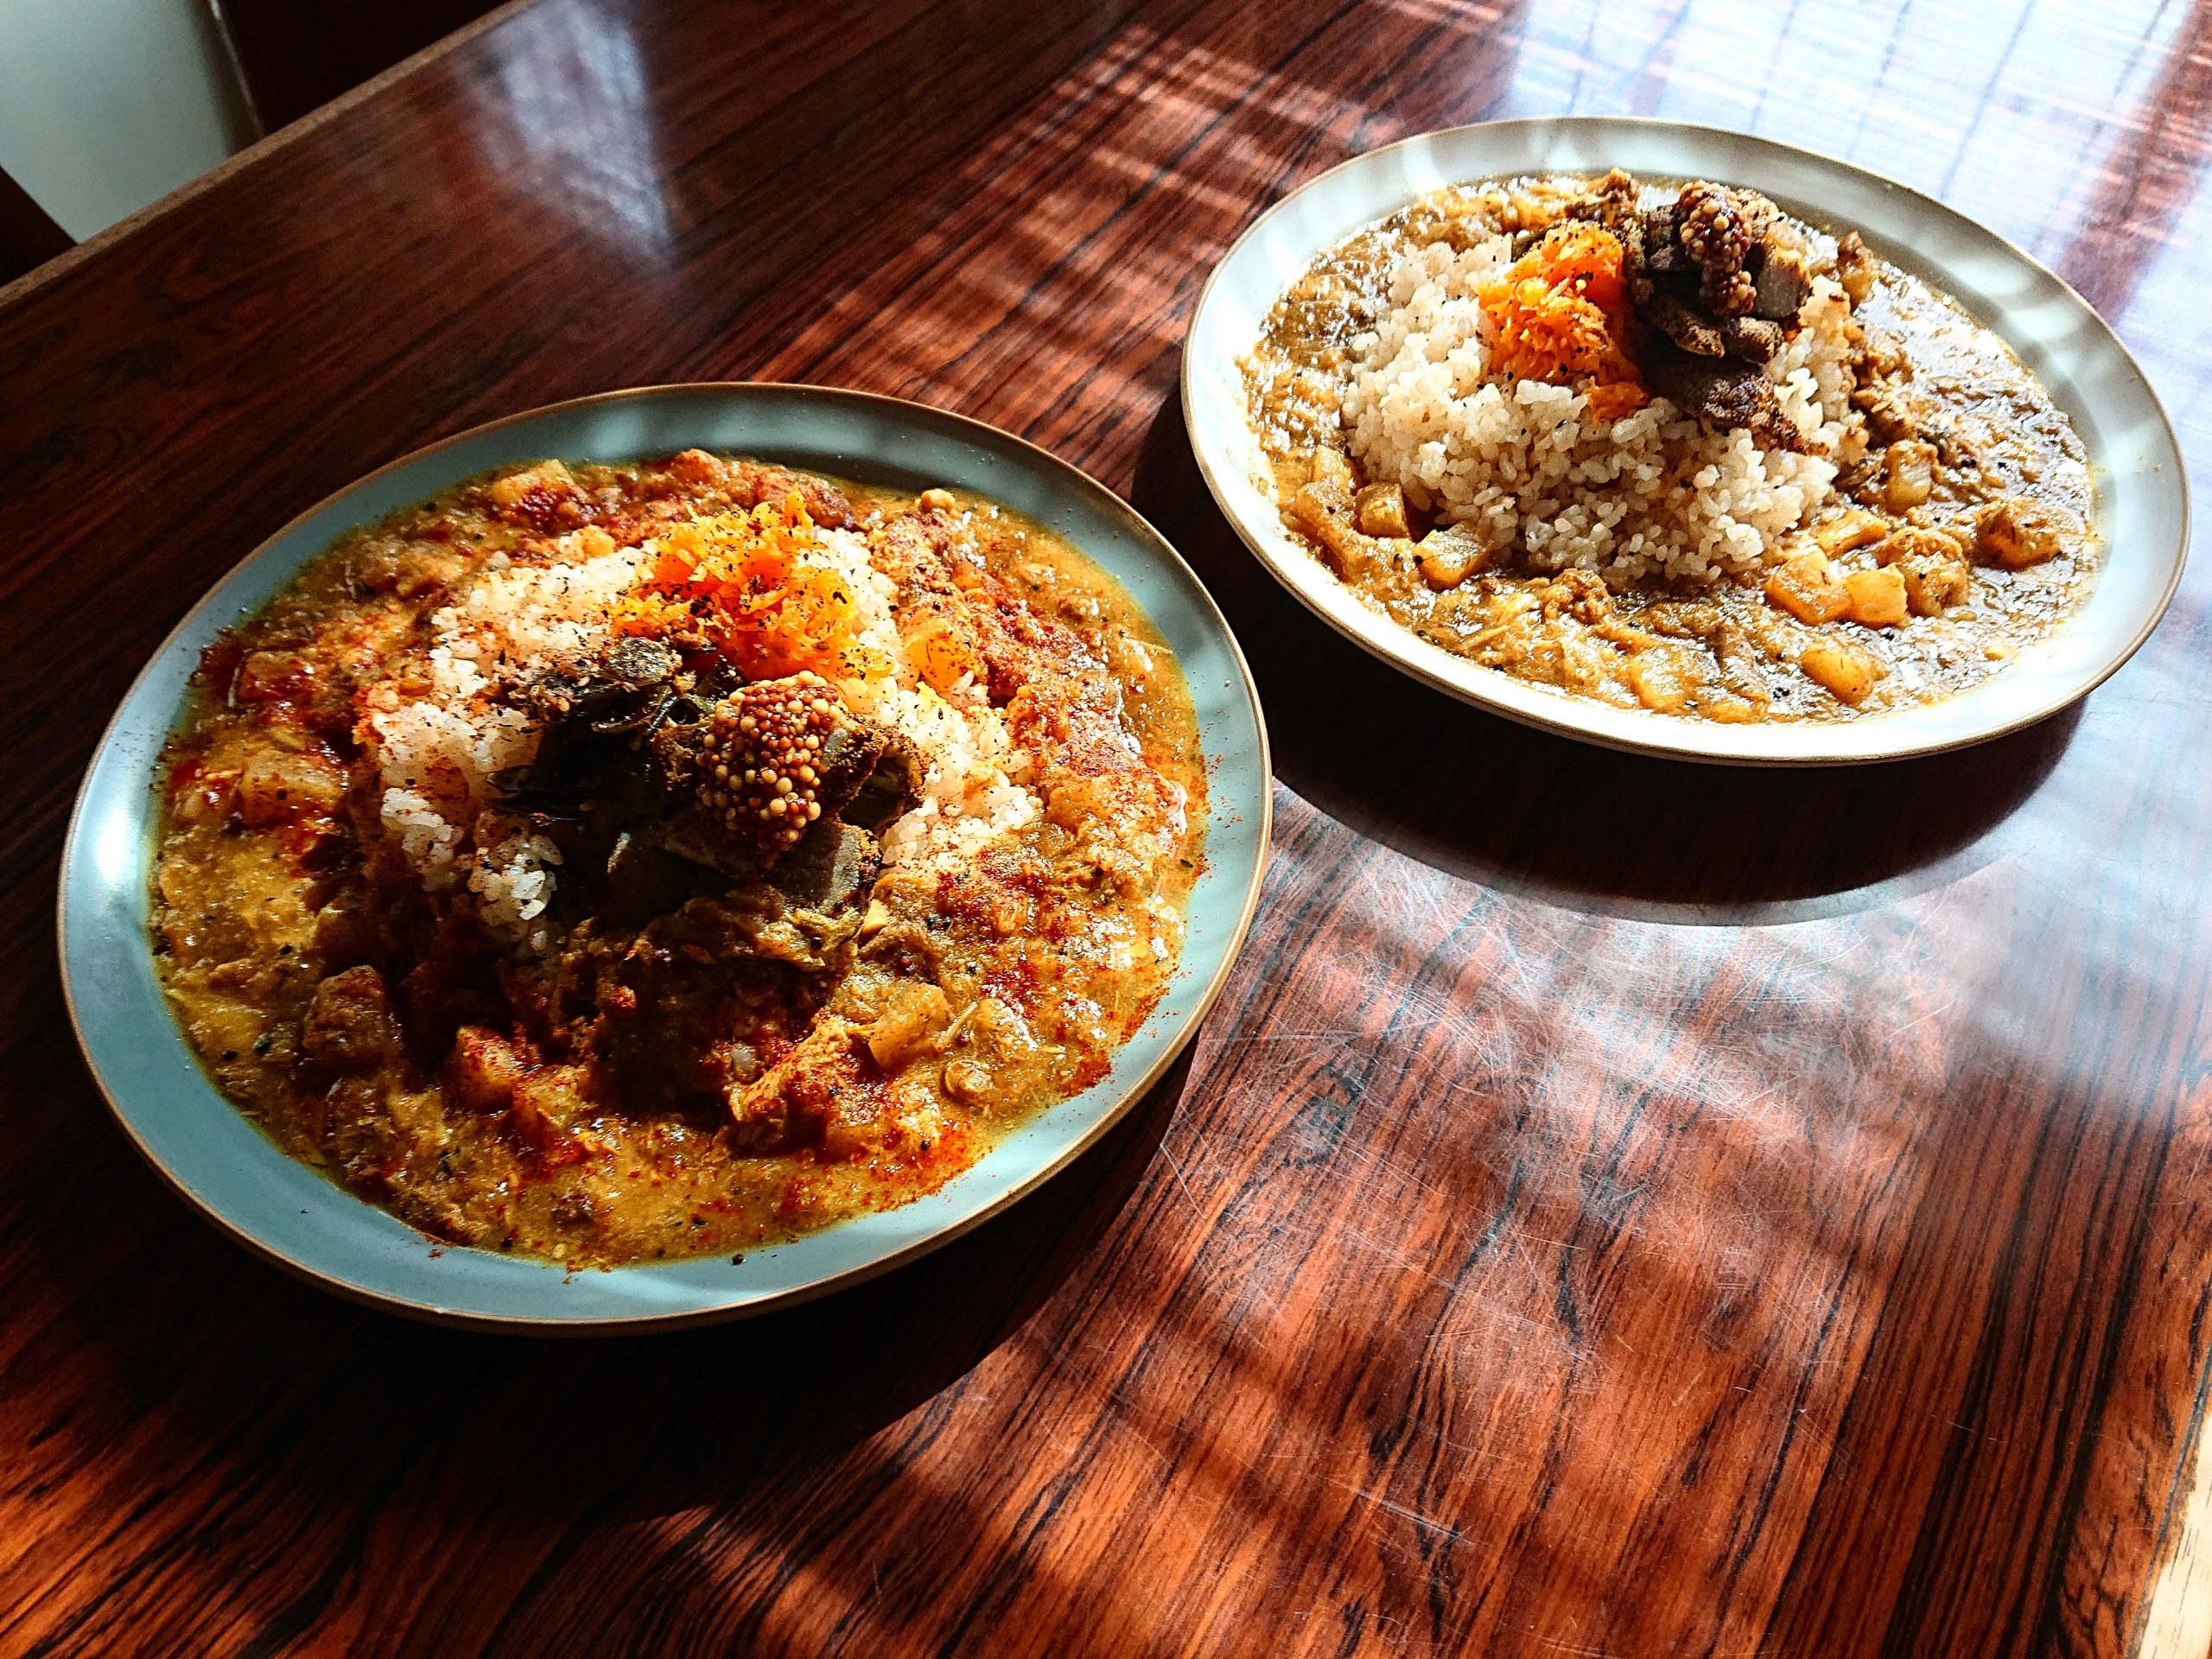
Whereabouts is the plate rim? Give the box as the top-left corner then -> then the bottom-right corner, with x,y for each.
1181,114 -> 2191,766
57,380 -> 1274,1333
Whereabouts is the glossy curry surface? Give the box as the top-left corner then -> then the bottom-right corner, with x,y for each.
1245,174 -> 2101,722
151,456 -> 1205,1268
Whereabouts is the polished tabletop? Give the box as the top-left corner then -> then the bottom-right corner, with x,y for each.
4,0 -> 2210,1653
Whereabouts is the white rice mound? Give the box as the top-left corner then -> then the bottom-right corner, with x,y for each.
1341,228 -> 1859,587
359,517 -> 1039,954
808,524 -> 1039,869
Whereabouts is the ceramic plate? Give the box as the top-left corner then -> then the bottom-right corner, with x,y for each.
1183,118 -> 2188,765
60,385 -> 1270,1331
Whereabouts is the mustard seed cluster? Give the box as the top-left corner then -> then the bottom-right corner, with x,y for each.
1675,180 -> 1762,319
692,671 -> 844,856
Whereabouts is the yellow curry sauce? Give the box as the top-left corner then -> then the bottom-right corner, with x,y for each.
1244,173 -> 2100,721
152,454 -> 1205,1268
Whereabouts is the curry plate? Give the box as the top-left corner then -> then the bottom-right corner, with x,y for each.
1182,118 -> 2187,764
60,385 -> 1270,1330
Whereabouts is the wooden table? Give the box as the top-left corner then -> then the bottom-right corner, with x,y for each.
4,0 -> 2209,1652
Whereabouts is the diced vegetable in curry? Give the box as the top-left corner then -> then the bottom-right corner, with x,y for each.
152,454 -> 1206,1268
1243,170 -> 2100,721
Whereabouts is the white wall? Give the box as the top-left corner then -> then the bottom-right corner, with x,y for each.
0,0 -> 254,240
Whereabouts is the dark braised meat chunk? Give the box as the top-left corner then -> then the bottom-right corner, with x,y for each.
649,672 -> 921,879
1643,346 -> 1810,454
1751,252 -> 1812,326
1560,170 -> 1828,447
302,965 -> 400,1070
766,821 -> 883,913
493,648 -> 920,926
519,635 -> 683,736
1620,179 -> 1811,365
576,893 -> 824,1112
496,639 -> 691,837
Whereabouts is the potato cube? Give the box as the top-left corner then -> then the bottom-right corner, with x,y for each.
235,748 -> 346,828
445,1026 -> 527,1113
1800,638 -> 1884,705
511,1065 -> 591,1149
1883,439 -> 1938,511
867,982 -> 952,1073
1765,550 -> 1847,623
1624,645 -> 1697,714
1974,498 -> 2063,568
1290,478 -> 1375,577
1814,508 -> 1889,556
1354,482 -> 1411,538
1897,554 -> 1972,616
1415,524 -> 1491,590
1309,448 -> 1356,488
1841,566 -> 1908,628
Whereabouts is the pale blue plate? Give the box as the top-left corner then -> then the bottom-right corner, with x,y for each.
59,385 -> 1271,1330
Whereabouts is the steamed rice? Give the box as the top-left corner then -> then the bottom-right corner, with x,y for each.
1341,232 -> 1859,587
360,518 -> 1040,952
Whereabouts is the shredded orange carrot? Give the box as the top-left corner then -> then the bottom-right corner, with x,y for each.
1583,381 -> 1648,423
613,493 -> 883,681
1478,224 -> 1648,416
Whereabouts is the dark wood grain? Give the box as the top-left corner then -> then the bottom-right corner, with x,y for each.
209,0 -> 502,132
4,0 -> 2210,1653
0,164 -> 69,286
